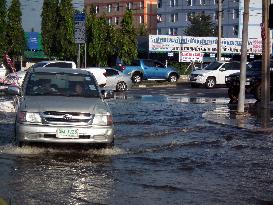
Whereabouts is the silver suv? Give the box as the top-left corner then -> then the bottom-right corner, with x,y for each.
8,67 -> 114,147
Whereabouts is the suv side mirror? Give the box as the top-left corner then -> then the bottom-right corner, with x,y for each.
101,90 -> 114,99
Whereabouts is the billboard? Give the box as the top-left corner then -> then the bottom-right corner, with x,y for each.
149,35 -> 264,54
25,32 -> 43,50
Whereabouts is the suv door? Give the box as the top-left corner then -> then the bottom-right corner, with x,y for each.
153,61 -> 167,79
217,62 -> 240,85
142,60 -> 157,79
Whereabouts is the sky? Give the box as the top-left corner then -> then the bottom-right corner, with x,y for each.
7,0 -> 84,32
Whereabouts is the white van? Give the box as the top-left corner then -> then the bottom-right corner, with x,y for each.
189,61 -> 241,88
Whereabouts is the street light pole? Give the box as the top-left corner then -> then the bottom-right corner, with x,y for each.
261,0 -> 270,109
237,0 -> 250,113
217,0 -> 222,61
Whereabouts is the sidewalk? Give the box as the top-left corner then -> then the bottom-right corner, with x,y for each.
203,102 -> 273,132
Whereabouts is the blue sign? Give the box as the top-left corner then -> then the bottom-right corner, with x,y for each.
74,13 -> 85,22
27,32 -> 39,50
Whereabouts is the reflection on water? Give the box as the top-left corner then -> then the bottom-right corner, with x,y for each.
203,102 -> 273,130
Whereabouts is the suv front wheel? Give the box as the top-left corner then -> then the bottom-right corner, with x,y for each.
205,77 -> 216,88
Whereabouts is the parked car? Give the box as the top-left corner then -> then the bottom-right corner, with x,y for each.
81,67 -> 107,87
7,67 -> 114,147
115,59 -> 180,83
104,68 -> 132,92
30,60 -> 77,69
189,61 -> 241,88
225,60 -> 273,102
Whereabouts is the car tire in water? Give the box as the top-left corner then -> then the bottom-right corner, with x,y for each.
116,81 -> 127,92
228,87 -> 239,103
132,74 -> 142,83
205,77 -> 216,88
168,74 -> 178,83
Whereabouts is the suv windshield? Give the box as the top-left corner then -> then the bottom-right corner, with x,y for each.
25,72 -> 100,98
205,62 -> 222,70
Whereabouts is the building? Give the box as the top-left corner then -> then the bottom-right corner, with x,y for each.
84,0 -> 158,34
157,0 -> 262,38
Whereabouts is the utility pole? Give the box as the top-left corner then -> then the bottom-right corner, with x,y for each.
261,0 -> 270,109
217,0 -> 222,61
237,0 -> 250,113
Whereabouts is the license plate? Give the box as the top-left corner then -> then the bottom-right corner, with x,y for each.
56,128 -> 79,138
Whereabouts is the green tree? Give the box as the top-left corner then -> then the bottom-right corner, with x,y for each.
137,23 -> 149,36
184,14 -> 216,37
86,9 -> 117,66
118,9 -> 137,65
41,0 -> 59,58
6,0 -> 25,58
0,0 -> 7,58
56,0 -> 76,60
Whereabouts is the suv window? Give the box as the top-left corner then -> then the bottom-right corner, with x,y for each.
154,61 -> 165,68
131,60 -> 140,66
106,69 -> 119,76
205,62 -> 222,70
225,62 -> 240,70
31,62 -> 47,68
45,62 -> 73,68
143,60 -> 155,67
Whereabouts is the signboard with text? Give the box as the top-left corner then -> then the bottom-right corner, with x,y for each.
74,13 -> 86,44
149,35 -> 266,54
179,52 -> 204,62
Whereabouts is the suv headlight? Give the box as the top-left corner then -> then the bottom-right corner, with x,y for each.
92,114 -> 113,126
18,112 -> 42,123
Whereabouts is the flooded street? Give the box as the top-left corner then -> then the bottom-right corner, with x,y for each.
1,89 -> 273,205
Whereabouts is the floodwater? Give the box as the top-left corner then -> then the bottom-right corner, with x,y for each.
0,92 -> 273,205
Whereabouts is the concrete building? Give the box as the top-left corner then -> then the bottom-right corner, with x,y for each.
84,0 -> 158,34
157,0 -> 262,38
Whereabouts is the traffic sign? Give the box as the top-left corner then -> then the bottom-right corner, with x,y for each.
74,13 -> 86,44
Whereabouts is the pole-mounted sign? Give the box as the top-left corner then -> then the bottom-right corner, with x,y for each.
74,13 -> 86,44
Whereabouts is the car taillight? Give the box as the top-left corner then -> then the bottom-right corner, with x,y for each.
121,66 -> 125,71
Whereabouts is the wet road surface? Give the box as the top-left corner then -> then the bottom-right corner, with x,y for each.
0,87 -> 273,205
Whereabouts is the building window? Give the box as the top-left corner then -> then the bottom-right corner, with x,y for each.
140,1 -> 144,9
116,3 -> 120,11
127,2 -> 133,10
214,11 -> 218,20
170,0 -> 177,7
169,28 -> 178,35
157,14 -> 162,22
139,15 -> 144,24
201,11 -> 205,16
158,0 -> 162,8
157,28 -> 162,35
95,5 -> 99,14
187,0 -> 192,6
114,17 -> 119,25
171,13 -> 178,22
108,18 -> 112,25
233,25 -> 238,35
233,9 -> 239,19
200,0 -> 206,5
107,4 -> 112,13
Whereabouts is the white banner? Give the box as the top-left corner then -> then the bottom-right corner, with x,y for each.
149,35 -> 265,54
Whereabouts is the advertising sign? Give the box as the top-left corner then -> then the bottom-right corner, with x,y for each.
25,32 -> 43,50
179,52 -> 204,62
149,35 -> 182,52
74,13 -> 86,44
149,35 -> 265,54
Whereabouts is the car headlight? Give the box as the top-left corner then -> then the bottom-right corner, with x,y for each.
18,112 -> 42,123
92,114 -> 113,126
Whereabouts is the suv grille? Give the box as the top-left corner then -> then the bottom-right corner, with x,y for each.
42,111 -> 93,125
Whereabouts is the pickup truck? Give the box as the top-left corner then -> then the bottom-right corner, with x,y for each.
115,59 -> 180,83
